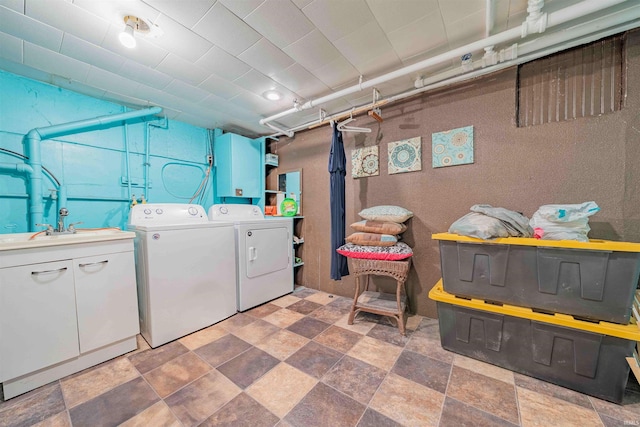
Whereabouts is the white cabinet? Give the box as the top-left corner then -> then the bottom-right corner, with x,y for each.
73,251 -> 139,354
0,237 -> 139,399
0,260 -> 79,381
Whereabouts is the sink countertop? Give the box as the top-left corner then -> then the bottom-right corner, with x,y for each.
0,229 -> 136,251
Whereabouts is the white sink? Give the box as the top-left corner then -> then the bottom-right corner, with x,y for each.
0,229 -> 135,251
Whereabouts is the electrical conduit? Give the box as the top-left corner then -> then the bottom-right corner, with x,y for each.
24,106 -> 162,230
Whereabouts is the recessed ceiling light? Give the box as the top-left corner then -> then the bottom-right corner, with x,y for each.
263,90 -> 282,101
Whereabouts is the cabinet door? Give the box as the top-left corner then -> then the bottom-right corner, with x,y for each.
73,251 -> 139,354
215,133 -> 262,198
0,260 -> 78,381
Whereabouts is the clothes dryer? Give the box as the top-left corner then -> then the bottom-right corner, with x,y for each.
208,204 -> 293,311
128,203 -> 236,348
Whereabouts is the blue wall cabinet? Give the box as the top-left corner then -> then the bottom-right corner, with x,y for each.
214,133 -> 262,198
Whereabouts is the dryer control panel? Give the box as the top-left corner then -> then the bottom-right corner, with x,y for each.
208,204 -> 264,222
128,203 -> 208,226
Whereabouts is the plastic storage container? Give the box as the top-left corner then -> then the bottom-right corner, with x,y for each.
433,233 -> 640,324
429,280 -> 639,403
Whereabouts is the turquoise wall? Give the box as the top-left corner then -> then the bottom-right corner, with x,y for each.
0,70 -> 213,233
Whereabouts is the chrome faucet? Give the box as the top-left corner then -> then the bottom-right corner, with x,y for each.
57,208 -> 69,232
36,208 -> 81,235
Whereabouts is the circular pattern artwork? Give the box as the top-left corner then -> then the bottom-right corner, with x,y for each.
431,125 -> 474,168
388,137 -> 422,174
351,146 -> 379,178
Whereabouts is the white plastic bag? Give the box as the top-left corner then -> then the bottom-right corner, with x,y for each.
530,201 -> 600,242
448,205 -> 532,239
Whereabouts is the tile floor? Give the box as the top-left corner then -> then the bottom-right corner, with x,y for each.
1,286 -> 639,427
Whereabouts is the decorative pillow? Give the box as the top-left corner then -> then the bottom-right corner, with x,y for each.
351,220 -> 407,235
337,242 -> 413,261
358,205 -> 413,223
345,232 -> 397,247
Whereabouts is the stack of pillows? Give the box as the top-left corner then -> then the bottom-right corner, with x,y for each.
337,205 -> 414,261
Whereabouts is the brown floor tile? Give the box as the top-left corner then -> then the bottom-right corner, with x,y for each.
246,303 -> 282,318
518,386 -> 603,427
286,317 -> 331,339
439,397 -> 518,427
271,294 -> 301,308
194,334 -> 252,367
453,354 -> 514,385
128,334 -> 151,356
284,382 -> 365,427
405,315 -> 423,331
263,308 -> 306,328
308,304 -> 350,323
286,341 -> 343,379
164,370 -> 241,427
348,336 -> 402,371
405,332 -> 455,364
60,357 -> 139,408
233,319 -> 281,345
292,287 -> 318,298
366,323 -> 410,347
0,383 -> 66,427
217,346 -> 280,389
514,372 -> 593,409
247,363 -> 317,418
287,299 -> 322,315
446,365 -> 519,425
218,313 -> 256,332
334,313 -> 376,335
178,325 -> 228,350
32,411 -> 71,427
326,295 -> 355,310
68,377 -> 159,427
119,401 -> 181,427
369,373 -> 445,427
392,350 -> 451,393
590,390 -> 640,423
600,412 -> 630,427
304,292 -> 338,305
412,318 -> 441,341
128,340 -> 189,374
143,352 -> 212,398
200,393 -> 279,427
356,408 -> 403,427
322,356 -> 387,405
314,325 -> 362,353
255,329 -> 310,360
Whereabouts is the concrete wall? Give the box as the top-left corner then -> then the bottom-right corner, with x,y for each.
271,31 -> 640,318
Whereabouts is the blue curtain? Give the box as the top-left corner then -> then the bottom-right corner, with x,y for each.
329,125 -> 349,280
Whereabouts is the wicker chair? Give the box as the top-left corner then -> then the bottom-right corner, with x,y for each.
347,258 -> 412,335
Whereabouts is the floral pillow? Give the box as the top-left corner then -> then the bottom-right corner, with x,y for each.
345,232 -> 397,247
351,220 -> 407,235
337,242 -> 413,260
358,205 -> 413,223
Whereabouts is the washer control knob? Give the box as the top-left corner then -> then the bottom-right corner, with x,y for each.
143,209 -> 151,215
156,208 -> 163,214
220,206 -> 228,214
188,207 -> 198,216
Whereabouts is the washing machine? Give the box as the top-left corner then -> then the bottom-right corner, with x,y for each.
128,203 -> 237,348
208,204 -> 293,311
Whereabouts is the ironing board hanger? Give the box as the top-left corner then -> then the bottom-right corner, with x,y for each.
337,111 -> 371,133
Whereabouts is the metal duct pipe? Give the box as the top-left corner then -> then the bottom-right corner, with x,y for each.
258,0 -> 628,129
24,106 -> 162,230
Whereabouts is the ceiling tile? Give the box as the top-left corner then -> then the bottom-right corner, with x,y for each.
366,0 -> 438,33
271,63 -> 329,99
101,90 -> 152,109
192,2 -> 261,56
119,60 -> 172,90
244,0 -> 314,49
0,5 -> 63,51
301,0 -> 375,41
312,56 -> 360,89
228,91 -> 282,115
0,31 -> 23,63
100,25 -> 168,68
26,0 -> 109,46
60,34 -> 125,74
196,45 -> 252,81
491,0 -> 512,33
149,14 -> 213,63
218,0 -> 265,19
445,10 -> 487,50
142,0 -> 215,28
200,95 -> 259,123
283,29 -> 341,71
354,49 -> 402,79
437,0 -> 485,24
51,76 -> 107,100
238,38 -> 295,78
156,53 -> 208,86
291,0 -> 312,8
199,74 -> 243,100
23,42 -> 89,82
333,21 -> 399,71
163,79 -> 209,104
387,13 -> 447,61
85,66 -> 141,94
0,58 -> 52,84
2,0 -> 23,13
73,0 -> 161,28
233,69 -> 279,94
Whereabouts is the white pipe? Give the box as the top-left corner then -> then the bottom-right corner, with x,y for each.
259,0 -> 628,128
486,0 -> 495,38
269,12 -> 640,138
265,122 -> 294,137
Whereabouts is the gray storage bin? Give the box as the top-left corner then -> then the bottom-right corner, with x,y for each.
437,301 -> 634,403
434,233 -> 640,324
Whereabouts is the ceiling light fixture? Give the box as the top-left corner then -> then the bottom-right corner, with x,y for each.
119,16 -> 137,49
263,90 -> 282,101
